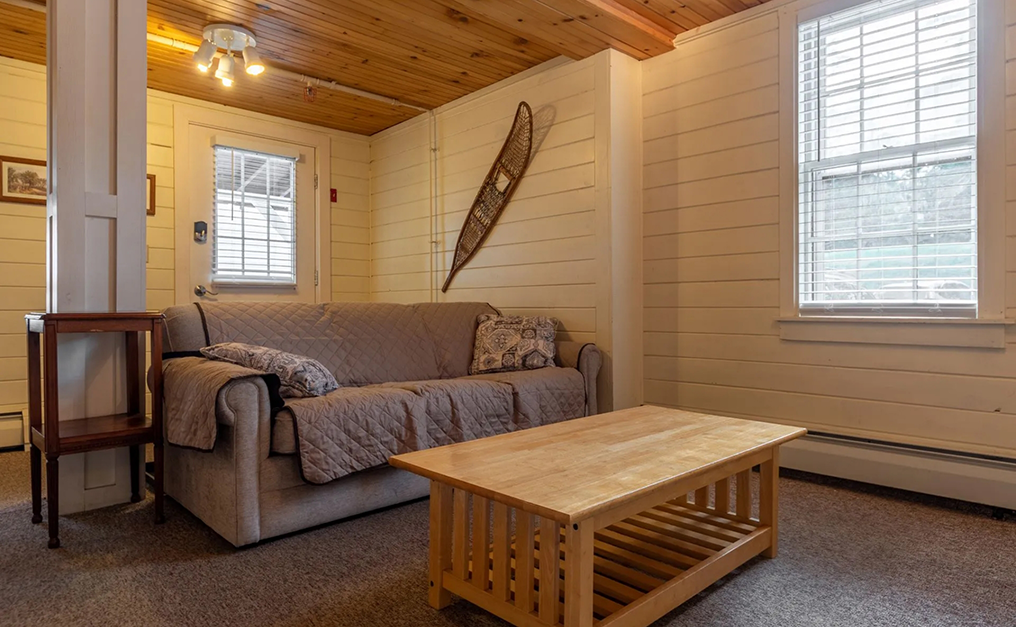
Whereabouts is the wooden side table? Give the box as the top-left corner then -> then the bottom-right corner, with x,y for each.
26,312 -> 166,548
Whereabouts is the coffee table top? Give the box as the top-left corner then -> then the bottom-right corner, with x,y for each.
390,405 -> 806,524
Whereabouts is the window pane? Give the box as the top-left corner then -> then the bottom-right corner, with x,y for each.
798,0 -> 977,315
212,146 -> 297,284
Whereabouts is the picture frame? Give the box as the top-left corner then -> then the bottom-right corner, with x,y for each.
147,173 -> 156,216
0,156 -> 47,205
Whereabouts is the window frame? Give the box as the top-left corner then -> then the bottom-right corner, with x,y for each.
777,0 -> 1009,347
211,144 -> 299,287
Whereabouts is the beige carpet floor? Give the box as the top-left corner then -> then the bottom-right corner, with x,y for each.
0,448 -> 1014,627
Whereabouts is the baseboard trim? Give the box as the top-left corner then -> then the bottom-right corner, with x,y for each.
781,434 -> 1016,510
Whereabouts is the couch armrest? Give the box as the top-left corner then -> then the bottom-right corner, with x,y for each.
161,356 -> 276,430
163,360 -> 272,547
556,341 -> 602,415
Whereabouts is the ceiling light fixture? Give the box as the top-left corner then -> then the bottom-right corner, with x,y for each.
194,23 -> 265,87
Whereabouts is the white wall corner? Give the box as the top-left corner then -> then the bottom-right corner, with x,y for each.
608,50 -> 644,411
593,49 -> 645,413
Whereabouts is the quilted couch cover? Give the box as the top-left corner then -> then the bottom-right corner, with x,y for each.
163,301 -> 593,484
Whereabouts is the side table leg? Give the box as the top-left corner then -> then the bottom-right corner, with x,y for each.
30,446 -> 42,524
760,448 -> 780,558
428,481 -> 453,609
129,445 -> 142,503
46,455 -> 60,549
154,441 -> 165,524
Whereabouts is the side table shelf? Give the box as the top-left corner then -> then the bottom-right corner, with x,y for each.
26,312 -> 166,548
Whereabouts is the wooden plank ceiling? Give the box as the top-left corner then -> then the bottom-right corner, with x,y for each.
0,0 -> 769,135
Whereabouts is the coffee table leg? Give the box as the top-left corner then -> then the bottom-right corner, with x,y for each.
760,447 -> 780,558
429,481 -> 454,609
564,520 -> 594,627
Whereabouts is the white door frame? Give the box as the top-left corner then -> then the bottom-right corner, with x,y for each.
172,104 -> 331,304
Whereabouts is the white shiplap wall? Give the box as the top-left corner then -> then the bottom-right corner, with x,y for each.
330,138 -> 371,302
641,4 -> 1016,458
370,58 -> 600,343
0,58 -> 46,421
0,56 -> 371,419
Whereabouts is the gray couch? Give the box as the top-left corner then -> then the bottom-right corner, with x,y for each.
160,301 -> 602,547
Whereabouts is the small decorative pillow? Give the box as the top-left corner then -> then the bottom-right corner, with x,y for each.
200,342 -> 339,398
470,314 -> 558,375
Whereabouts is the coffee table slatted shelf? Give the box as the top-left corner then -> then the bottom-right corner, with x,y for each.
444,480 -> 766,627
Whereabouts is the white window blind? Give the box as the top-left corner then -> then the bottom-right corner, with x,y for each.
798,0 -> 978,316
212,145 -> 297,285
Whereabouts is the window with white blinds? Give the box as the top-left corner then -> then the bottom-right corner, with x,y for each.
212,145 -> 297,285
797,0 -> 978,317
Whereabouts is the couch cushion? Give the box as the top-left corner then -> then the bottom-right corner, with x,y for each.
470,314 -> 558,374
201,342 -> 338,398
379,378 -> 514,446
413,302 -> 498,379
467,367 -> 586,428
198,301 -> 442,386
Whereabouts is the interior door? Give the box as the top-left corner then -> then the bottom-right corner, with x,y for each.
185,125 -> 317,303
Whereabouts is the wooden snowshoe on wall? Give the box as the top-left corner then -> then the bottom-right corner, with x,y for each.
442,101 -> 534,292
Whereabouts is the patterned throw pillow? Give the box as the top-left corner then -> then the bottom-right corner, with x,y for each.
200,342 -> 339,398
470,314 -> 558,375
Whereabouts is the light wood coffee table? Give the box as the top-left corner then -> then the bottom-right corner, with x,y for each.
390,405 -> 806,627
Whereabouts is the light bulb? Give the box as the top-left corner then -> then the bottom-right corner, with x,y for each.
243,45 -> 266,76
193,39 -> 216,72
215,54 -> 236,86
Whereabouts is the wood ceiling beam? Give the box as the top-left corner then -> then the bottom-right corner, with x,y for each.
532,0 -> 676,58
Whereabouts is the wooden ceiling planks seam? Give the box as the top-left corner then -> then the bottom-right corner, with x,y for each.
145,44 -> 415,135
148,1 -> 479,105
0,0 -> 772,135
233,0 -> 535,85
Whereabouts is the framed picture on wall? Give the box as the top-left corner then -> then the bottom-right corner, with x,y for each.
147,173 -> 156,216
0,156 -> 47,205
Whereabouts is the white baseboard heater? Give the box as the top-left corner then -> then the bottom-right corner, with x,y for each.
781,432 -> 1016,511
0,411 -> 24,451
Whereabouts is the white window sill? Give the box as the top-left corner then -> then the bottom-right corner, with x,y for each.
778,316 -> 1013,349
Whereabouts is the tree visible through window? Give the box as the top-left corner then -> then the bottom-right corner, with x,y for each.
797,0 -> 978,316
212,145 -> 297,285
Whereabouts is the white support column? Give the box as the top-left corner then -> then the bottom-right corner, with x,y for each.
593,49 -> 644,413
47,0 -> 148,513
